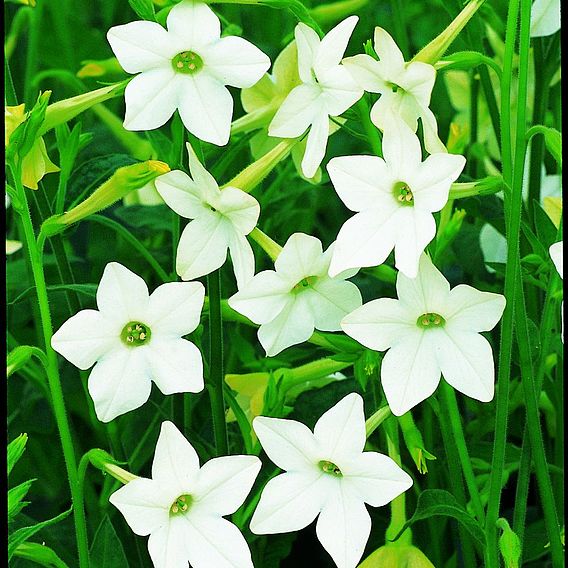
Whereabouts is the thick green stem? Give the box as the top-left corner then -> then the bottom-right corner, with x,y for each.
207,270 -> 229,456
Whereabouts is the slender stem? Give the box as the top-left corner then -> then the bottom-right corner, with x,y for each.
356,97 -> 382,156
207,270 -> 228,456
11,162 -> 90,568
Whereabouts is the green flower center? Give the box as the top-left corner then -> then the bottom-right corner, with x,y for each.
292,275 -> 318,294
120,321 -> 151,346
169,494 -> 193,515
416,312 -> 446,328
388,82 -> 405,94
172,51 -> 203,74
393,181 -> 414,206
319,460 -> 342,477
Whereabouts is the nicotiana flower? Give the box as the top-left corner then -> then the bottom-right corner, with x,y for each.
51,263 -> 205,422
155,143 -> 260,287
550,240 -> 563,341
268,17 -> 363,178
343,26 -> 446,154
228,233 -> 362,356
107,0 -> 270,145
327,119 -> 465,278
342,254 -> 506,416
250,393 -> 413,568
110,421 -> 261,568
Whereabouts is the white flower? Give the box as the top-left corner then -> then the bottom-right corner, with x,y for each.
110,421 -> 261,568
530,0 -> 560,37
342,254 -> 506,416
228,233 -> 362,356
268,17 -> 363,178
155,142 -> 260,287
550,240 -> 563,341
343,26 -> 446,154
107,0 -> 270,145
327,118 -> 465,278
51,263 -> 205,422
250,393 -> 413,568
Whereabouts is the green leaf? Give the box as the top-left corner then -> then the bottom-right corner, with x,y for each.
89,516 -> 130,568
128,0 -> 156,21
8,283 -> 98,306
532,200 -> 559,251
12,541 -> 70,568
113,204 -> 173,233
8,479 -> 36,520
8,433 -> 28,476
392,490 -> 486,551
8,507 -> 72,560
497,518 -> 521,568
542,127 -> 562,166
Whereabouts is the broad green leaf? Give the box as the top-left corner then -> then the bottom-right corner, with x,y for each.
128,0 -> 156,21
8,433 -> 28,476
13,541 -> 70,568
8,283 -> 98,307
89,516 -> 130,568
8,479 -> 36,520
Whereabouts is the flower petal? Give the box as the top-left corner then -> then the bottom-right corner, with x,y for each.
146,338 -> 204,395
193,455 -> 261,516
436,331 -> 495,402
147,520 -> 187,568
216,186 -> 260,234
155,170 -> 211,219
419,104 -> 447,154
382,117 -> 422,178
178,75 -> 232,146
397,61 -> 436,106
203,36 -> 270,88
166,0 -> 220,48
295,23 -> 320,83
307,278 -> 362,331
445,285 -> 506,333
373,27 -> 405,76
316,483 -> 371,568
530,0 -> 561,37
253,415 -> 320,471
250,471 -> 330,534
51,309 -> 117,370
314,15 -> 358,74
228,232 -> 256,289
176,213 -> 230,281
107,21 -> 177,74
313,393 -> 366,463
341,298 -> 417,352
381,330 -> 441,416
342,54 -> 388,93
319,66 -> 363,116
275,232 -> 323,283
550,241 -> 563,278
123,68 -> 180,131
88,349 -> 152,422
301,110 -> 330,180
152,421 -> 200,491
343,452 -> 413,507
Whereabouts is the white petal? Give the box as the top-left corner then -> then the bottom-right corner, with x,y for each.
295,23 -> 320,83
319,66 -> 363,116
109,478 -> 172,536
327,155 -> 393,212
107,21 -> 177,74
382,117 -> 422,178
396,253 -> 450,314
393,208 -> 436,278
253,415 -> 320,471
342,54 -> 388,93
250,471 -> 330,534
341,298 -> 417,352
397,61 -> 436,106
268,84 -> 322,139
146,338 -> 204,395
228,271 -> 292,324
530,0 -> 561,37
216,186 -> 260,234
313,393 -> 366,464
175,213 -> 230,281
152,421 -> 200,491
228,232 -> 256,289
203,36 -> 270,87
166,0 -> 220,47
410,153 -> 466,212
147,520 -> 187,568
381,331 -> 441,416
178,75 -> 232,146
123,68 -> 180,131
307,278 -> 362,331
328,206 -> 400,277
419,104 -> 448,155
343,452 -> 413,507
88,349 -> 152,422
550,241 -> 563,278
186,141 -> 221,200
193,455 -> 261,516
445,285 -> 506,333
314,16 -> 358,74
374,27 -> 405,76
146,281 -> 205,336
301,111 -> 330,180
155,170 -> 211,219
436,331 -> 495,402
258,293 -> 315,356
316,483 -> 371,568
275,232 -> 323,284
51,309 -> 117,370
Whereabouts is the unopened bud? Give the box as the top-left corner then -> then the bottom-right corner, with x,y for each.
84,449 -> 138,484
76,57 -> 125,79
496,518 -> 521,568
358,544 -> 435,567
449,175 -> 504,200
310,0 -> 368,26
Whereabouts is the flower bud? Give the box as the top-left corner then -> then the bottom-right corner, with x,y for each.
449,175 -> 504,199
310,0 -> 368,26
358,544 -> 435,567
76,57 -> 125,79
398,412 -> 436,474
84,449 -> 138,484
496,518 -> 521,568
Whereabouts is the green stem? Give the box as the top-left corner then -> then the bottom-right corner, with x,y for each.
207,270 -> 228,456
356,97 -> 382,156
11,162 -> 90,568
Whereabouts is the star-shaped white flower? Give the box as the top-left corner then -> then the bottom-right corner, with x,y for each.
228,233 -> 362,356
342,254 -> 506,416
550,240 -> 563,341
110,421 -> 261,568
107,0 -> 270,145
155,143 -> 260,287
327,118 -> 465,278
343,26 -> 446,154
268,17 -> 363,178
250,393 -> 413,568
51,263 -> 205,422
